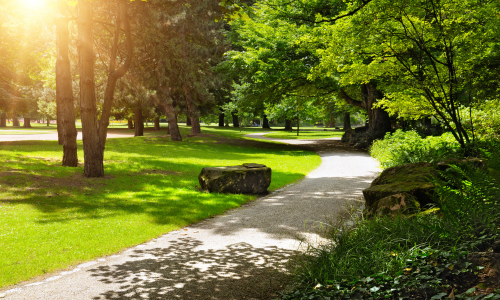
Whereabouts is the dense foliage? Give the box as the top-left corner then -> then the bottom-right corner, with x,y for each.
280,143 -> 500,299
370,130 -> 463,169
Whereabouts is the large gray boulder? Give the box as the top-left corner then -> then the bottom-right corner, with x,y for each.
198,163 -> 272,194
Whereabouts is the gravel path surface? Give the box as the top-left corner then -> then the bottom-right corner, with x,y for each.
1,133 -> 380,300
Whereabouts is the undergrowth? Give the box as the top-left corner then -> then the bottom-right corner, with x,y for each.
281,141 -> 500,300
370,130 -> 463,169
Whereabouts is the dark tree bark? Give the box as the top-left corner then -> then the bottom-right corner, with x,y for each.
23,117 -> 31,128
327,114 -> 335,128
0,112 -> 6,127
12,117 -> 20,127
56,13 -> 78,167
184,85 -> 201,134
262,115 -> 270,129
339,83 -> 391,134
285,119 -> 292,131
127,119 -> 134,129
297,117 -> 300,136
218,111 -> 224,127
47,118 -> 50,126
134,108 -> 144,136
98,0 -> 133,153
154,117 -> 160,131
186,116 -> 192,126
343,112 -> 352,132
231,111 -> 239,127
159,85 -> 182,141
78,0 -> 104,177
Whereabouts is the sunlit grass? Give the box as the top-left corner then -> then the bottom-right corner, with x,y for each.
264,130 -> 345,140
0,126 -> 321,288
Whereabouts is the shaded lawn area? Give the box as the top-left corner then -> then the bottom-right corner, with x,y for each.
0,127 -> 321,288
264,130 -> 345,140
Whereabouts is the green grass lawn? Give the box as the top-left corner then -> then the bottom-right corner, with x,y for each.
264,130 -> 345,140
0,126 -> 321,288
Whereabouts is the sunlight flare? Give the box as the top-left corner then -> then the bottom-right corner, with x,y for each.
20,0 -> 46,9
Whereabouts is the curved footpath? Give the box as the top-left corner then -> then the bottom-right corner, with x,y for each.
1,133 -> 380,300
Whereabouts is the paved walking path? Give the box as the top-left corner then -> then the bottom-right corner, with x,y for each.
2,133 -> 380,300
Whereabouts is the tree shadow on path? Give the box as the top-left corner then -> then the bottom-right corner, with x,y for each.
89,237 -> 297,300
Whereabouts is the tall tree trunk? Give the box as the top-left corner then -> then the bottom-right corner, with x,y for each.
218,110 -> 224,127
47,117 -> 50,126
78,0 -> 104,177
285,119 -> 292,131
98,0 -> 133,154
343,112 -> 352,132
184,85 -> 201,134
231,111 -> 239,127
127,119 -> 134,129
297,117 -> 300,136
12,117 -> 20,127
23,117 -> 31,128
327,114 -> 335,128
154,117 -> 160,131
339,83 -> 391,134
186,116 -> 192,126
56,12 -> 78,167
1,112 -> 6,127
134,108 -> 144,136
159,85 -> 182,141
262,115 -> 270,129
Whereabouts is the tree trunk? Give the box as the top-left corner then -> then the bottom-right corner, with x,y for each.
343,112 -> 352,132
186,116 -> 192,126
0,112 -> 6,127
154,117 -> 160,131
134,108 -> 144,136
339,83 -> 391,134
262,115 -> 270,129
12,117 -> 20,127
47,118 -> 50,126
218,111 -> 224,127
159,85 -> 182,141
297,117 -> 300,136
285,119 -> 292,131
97,0 -> 133,154
56,12 -> 78,167
127,119 -> 134,129
327,114 -> 335,128
23,117 -> 31,128
184,85 -> 201,134
231,111 -> 239,127
78,0 -> 104,177
164,102 -> 181,141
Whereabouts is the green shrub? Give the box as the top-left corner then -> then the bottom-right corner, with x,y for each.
370,130 -> 463,169
281,143 -> 500,300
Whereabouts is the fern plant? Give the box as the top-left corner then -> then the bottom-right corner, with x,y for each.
435,142 -> 500,237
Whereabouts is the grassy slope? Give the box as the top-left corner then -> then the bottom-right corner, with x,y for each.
0,126 -> 321,288
264,131 -> 345,140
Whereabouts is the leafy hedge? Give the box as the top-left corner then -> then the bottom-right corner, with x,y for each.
370,130 -> 463,169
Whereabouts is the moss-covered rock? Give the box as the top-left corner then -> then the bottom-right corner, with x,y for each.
365,193 -> 421,217
363,162 -> 438,211
198,163 -> 271,194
